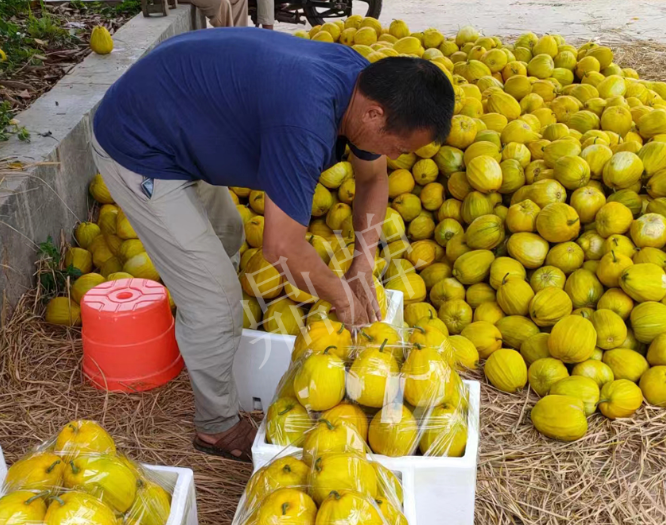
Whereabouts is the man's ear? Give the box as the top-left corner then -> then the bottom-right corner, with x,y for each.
363,104 -> 385,123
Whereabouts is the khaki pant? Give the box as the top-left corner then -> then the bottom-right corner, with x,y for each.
91,134 -> 245,435
256,0 -> 274,26
186,0 -> 248,27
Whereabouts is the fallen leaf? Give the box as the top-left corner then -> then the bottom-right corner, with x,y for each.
33,38 -> 48,46
0,80 -> 33,90
17,90 -> 32,99
32,54 -> 48,61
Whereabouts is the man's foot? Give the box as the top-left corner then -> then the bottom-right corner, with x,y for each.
193,418 -> 257,462
262,24 -> 274,30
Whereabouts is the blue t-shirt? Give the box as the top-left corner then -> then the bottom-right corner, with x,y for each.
94,28 -> 375,225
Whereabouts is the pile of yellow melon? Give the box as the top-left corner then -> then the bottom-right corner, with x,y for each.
247,18 -> 666,442
43,174 -> 170,326
46,16 -> 666,444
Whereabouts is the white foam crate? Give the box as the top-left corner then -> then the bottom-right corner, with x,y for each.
251,380 -> 480,525
0,444 -> 199,525
147,464 -> 199,525
233,290 -> 404,411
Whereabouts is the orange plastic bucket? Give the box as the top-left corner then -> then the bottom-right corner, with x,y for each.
80,278 -> 183,392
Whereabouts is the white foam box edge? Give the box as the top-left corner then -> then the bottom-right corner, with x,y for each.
0,445 -> 199,525
233,290 -> 404,412
250,380 -> 480,525
147,464 -> 199,525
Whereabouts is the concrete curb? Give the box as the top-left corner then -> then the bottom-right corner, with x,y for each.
0,5 -> 204,315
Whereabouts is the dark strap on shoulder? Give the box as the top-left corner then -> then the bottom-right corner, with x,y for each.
348,141 -> 381,162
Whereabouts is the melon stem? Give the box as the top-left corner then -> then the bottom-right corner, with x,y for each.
46,459 -> 61,474
25,491 -> 49,505
278,404 -> 294,416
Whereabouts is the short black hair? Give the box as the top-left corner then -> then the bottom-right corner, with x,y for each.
357,57 -> 455,144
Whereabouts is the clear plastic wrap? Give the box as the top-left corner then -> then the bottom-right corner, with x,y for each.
3,452 -> 66,493
237,488 -> 398,525
293,350 -> 347,413
263,318 -> 474,460
418,402 -> 469,458
44,492 -> 118,525
233,433 -> 407,525
1,419 -> 173,525
124,478 -> 172,525
265,397 -> 315,447
53,420 -> 117,459
0,490 -> 50,523
63,453 -> 138,514
292,320 -> 353,363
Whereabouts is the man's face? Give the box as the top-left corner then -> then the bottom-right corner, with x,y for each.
354,107 -> 434,160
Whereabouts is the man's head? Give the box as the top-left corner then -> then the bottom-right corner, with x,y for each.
346,57 -> 455,159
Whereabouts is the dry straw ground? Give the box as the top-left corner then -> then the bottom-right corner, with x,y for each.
0,288 -> 257,525
611,38 -> 666,82
3,282 -> 666,524
2,40 -> 666,525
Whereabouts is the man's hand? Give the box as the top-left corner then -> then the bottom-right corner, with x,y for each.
333,279 -> 371,328
263,195 -> 369,330
345,260 -> 381,324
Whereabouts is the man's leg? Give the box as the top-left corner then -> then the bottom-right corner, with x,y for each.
230,0 -> 249,27
91,135 -> 254,459
196,182 -> 245,259
256,0 -> 274,29
189,0 -> 234,27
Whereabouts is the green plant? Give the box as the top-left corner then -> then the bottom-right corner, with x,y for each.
38,236 -> 82,301
0,0 -> 77,74
0,102 -> 13,142
104,0 -> 142,17
26,10 -> 70,43
69,0 -> 100,12
0,19 -> 41,72
0,102 -> 17,142
0,0 -> 138,78
0,101 -> 31,142
70,0 -> 141,17
17,127 -> 31,142
0,0 -> 30,19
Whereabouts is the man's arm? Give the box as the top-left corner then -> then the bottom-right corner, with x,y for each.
262,196 -> 369,328
345,152 -> 389,322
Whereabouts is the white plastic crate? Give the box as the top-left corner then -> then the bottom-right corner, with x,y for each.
233,290 -> 404,412
0,444 -> 199,525
250,380 -> 480,525
146,464 -> 199,525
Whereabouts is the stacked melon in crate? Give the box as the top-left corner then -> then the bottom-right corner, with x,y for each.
235,318 -> 480,525
233,288 -> 404,412
0,420 -> 197,525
